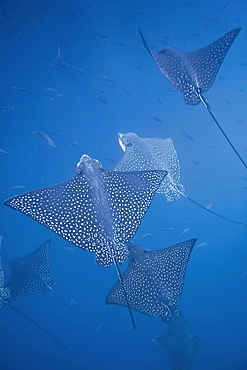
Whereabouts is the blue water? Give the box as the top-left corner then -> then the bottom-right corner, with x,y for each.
0,0 -> 246,369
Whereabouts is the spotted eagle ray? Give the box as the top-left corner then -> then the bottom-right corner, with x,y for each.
138,28 -> 247,170
116,132 -> 184,202
153,311 -> 201,370
115,132 -> 247,227
5,239 -> 74,313
0,235 -> 10,307
0,237 -> 67,349
4,154 -> 167,328
106,239 -> 196,322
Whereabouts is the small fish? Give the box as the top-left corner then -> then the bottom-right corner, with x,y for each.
51,44 -> 70,68
2,185 -> 25,194
1,11 -> 22,34
2,10 -> 16,21
0,149 -> 8,155
61,245 -> 76,252
50,93 -> 63,101
195,242 -> 207,249
95,32 -> 108,39
69,141 -> 79,147
42,88 -> 58,93
206,199 -> 213,209
93,321 -> 103,336
96,93 -> 108,104
158,99 -> 164,105
153,116 -> 162,122
140,233 -> 153,239
72,66 -> 85,74
191,161 -> 200,166
0,105 -> 14,113
49,130 -> 66,137
52,60 -> 70,68
100,73 -> 113,82
12,86 -> 31,93
33,131 -> 56,148
179,127 -> 194,141
179,228 -> 189,236
164,227 -> 175,231
123,88 -> 133,97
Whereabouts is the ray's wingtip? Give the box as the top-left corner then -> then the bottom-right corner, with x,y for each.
3,198 -> 11,206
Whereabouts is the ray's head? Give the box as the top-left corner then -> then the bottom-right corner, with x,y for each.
76,154 -> 103,174
158,47 -> 175,54
118,132 -> 140,152
127,242 -> 147,264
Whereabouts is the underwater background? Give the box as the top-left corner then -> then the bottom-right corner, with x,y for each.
0,0 -> 246,369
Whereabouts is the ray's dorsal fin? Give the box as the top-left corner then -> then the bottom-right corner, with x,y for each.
138,28 -> 247,170
106,239 -> 196,322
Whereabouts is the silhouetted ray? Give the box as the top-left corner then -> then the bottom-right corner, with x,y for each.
106,239 -> 196,322
0,235 -> 10,308
0,237 -> 67,349
6,240 -> 52,300
4,154 -> 167,268
139,28 -> 247,170
153,312 -> 201,370
6,240 -> 73,313
115,132 -> 247,227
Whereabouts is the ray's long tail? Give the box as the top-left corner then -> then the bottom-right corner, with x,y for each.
7,303 -> 68,349
173,185 -> 246,227
113,257 -> 136,330
45,284 -> 75,314
198,92 -> 247,170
